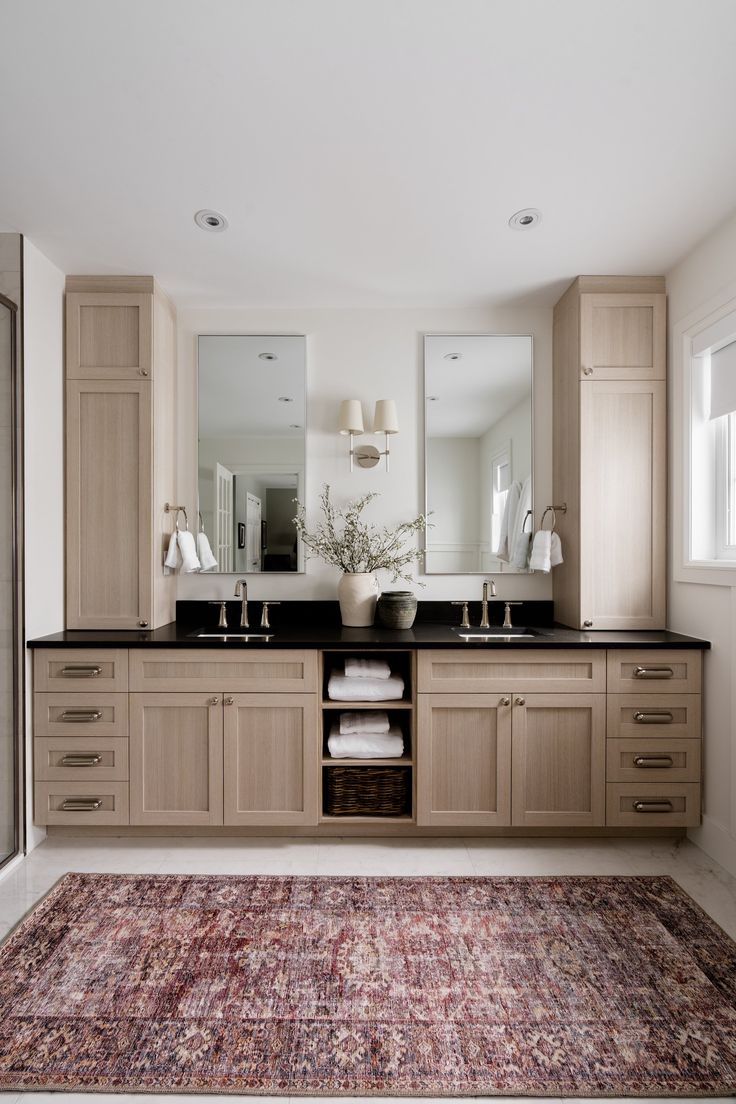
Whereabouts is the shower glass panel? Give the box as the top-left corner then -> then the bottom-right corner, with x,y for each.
0,294 -> 20,867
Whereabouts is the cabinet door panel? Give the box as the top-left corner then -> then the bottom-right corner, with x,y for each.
579,382 -> 666,629
417,695 -> 511,826
580,293 -> 665,380
129,693 -> 223,825
66,292 -> 152,380
223,694 -> 318,825
66,380 -> 152,629
512,694 -> 605,826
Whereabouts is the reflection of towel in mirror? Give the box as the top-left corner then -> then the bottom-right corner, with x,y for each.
496,481 -> 521,561
197,530 -> 218,571
510,475 -> 533,568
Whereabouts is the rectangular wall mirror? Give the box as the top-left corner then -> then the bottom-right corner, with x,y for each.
197,335 -> 306,573
424,334 -> 533,574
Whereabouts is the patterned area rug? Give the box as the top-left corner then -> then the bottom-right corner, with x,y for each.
0,874 -> 735,1096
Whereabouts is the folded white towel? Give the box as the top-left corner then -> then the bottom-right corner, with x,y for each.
328,725 -> 404,759
177,529 -> 202,573
164,529 -> 180,570
344,657 -> 391,680
197,530 -> 218,571
550,531 -> 564,567
339,711 -> 390,734
529,530 -> 552,573
328,670 -> 405,701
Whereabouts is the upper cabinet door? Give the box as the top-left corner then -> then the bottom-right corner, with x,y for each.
580,293 -> 665,381
66,379 -> 153,629
66,292 -> 152,380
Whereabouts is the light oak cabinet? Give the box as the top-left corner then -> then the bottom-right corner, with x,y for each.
553,276 -> 666,630
65,277 -> 176,630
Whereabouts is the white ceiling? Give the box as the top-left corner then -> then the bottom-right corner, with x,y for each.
425,334 -> 532,436
2,0 -> 736,308
198,335 -> 306,436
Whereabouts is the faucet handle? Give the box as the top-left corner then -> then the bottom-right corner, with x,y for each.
260,601 -> 280,629
451,600 -> 471,629
503,601 -> 522,629
208,600 -> 228,628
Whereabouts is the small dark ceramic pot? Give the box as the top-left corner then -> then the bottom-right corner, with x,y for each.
376,590 -> 418,630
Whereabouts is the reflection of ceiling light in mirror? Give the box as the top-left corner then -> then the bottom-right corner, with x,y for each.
289,423 -> 301,429
194,209 -> 228,232
508,207 -> 542,230
426,395 -> 439,402
278,396 -> 293,402
443,353 -> 462,361
259,352 -> 278,361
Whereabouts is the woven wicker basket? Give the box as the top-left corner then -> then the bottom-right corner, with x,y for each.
323,766 -> 411,817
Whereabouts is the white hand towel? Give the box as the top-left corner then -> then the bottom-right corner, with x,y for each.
339,711 -> 390,734
328,725 -> 404,759
177,529 -> 202,573
529,530 -> 552,573
550,531 -> 564,567
496,480 -> 521,562
344,657 -> 391,680
328,670 -> 405,701
197,530 -> 218,571
164,529 -> 180,570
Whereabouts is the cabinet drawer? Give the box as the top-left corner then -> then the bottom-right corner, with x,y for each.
34,693 -> 128,737
35,737 -> 129,781
34,649 -> 128,692
34,781 -> 129,825
129,648 -> 317,692
417,649 -> 605,694
606,694 -> 701,740
606,782 -> 700,827
606,739 -> 701,784
606,650 -> 701,694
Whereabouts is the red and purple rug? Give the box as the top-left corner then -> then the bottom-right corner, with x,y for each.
0,873 -> 735,1095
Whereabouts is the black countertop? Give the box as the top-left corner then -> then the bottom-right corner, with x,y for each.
27,598 -> 710,651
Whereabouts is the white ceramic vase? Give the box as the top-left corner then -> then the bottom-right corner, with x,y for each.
337,572 -> 379,627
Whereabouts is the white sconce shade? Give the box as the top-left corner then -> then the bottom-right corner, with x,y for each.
373,399 -> 399,434
338,399 -> 364,435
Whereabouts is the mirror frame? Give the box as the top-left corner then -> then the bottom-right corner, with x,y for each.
195,332 -> 307,574
422,332 -> 534,575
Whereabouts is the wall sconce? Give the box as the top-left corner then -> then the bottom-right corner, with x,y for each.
338,398 -> 399,471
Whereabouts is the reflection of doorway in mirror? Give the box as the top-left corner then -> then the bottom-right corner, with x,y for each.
490,443 -> 511,556
215,463 -> 234,572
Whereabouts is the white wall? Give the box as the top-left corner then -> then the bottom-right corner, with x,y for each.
426,436 -> 481,571
176,306 -> 553,601
667,207 -> 736,876
23,238 -> 65,851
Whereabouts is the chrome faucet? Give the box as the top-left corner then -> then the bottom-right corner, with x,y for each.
503,601 -> 522,629
208,600 -> 228,628
234,579 -> 249,628
480,579 -> 496,629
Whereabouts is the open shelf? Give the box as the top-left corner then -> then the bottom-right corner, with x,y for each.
322,755 -> 413,767
322,699 -> 412,709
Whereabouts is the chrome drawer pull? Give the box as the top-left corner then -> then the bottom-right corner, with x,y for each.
633,799 -> 674,813
634,710 -> 673,724
60,665 -> 102,678
633,665 -> 674,679
60,710 -> 103,723
634,755 -> 674,769
61,754 -> 103,767
60,798 -> 103,811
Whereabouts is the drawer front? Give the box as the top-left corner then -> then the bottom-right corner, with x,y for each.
129,648 -> 317,693
34,693 -> 129,738
607,650 -> 701,694
606,739 -> 701,784
34,781 -> 129,825
606,694 -> 701,740
34,649 -> 128,692
606,782 -> 701,827
418,649 -> 606,694
35,737 -> 129,781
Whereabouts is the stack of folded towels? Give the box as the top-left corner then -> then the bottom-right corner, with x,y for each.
327,657 -> 405,701
328,710 -> 404,759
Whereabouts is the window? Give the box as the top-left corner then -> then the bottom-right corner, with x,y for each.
490,443 -> 511,554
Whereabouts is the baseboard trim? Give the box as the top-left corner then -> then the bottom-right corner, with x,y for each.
688,815 -> 736,878
47,825 -> 687,839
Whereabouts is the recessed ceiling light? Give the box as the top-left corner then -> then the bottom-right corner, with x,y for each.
258,352 -> 278,361
278,396 -> 293,403
443,353 -> 462,361
289,423 -> 302,429
427,395 -> 439,402
508,208 -> 542,230
194,209 -> 228,232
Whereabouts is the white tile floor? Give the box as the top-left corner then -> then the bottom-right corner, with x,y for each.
1,834 -> 735,1104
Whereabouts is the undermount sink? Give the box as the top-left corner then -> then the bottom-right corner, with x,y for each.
190,630 -> 274,642
451,626 -> 540,640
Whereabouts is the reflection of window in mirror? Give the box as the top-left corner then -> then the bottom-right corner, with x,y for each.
490,443 -> 511,555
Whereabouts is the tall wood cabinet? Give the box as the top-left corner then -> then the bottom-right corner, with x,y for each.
553,276 -> 666,630
65,277 -> 176,630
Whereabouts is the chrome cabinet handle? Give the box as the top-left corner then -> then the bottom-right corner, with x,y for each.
61,754 -> 103,767
582,366 -> 594,376
514,696 -> 526,706
60,709 -> 102,723
60,665 -> 102,678
634,665 -> 674,679
139,368 -> 149,376
634,755 -> 674,769
499,696 -> 510,707
208,697 -> 220,706
633,799 -> 674,813
634,710 -> 674,724
583,620 -> 593,628
224,696 -> 234,705
61,798 -> 103,811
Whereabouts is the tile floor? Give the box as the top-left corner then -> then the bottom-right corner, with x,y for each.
1,833 -> 735,1104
